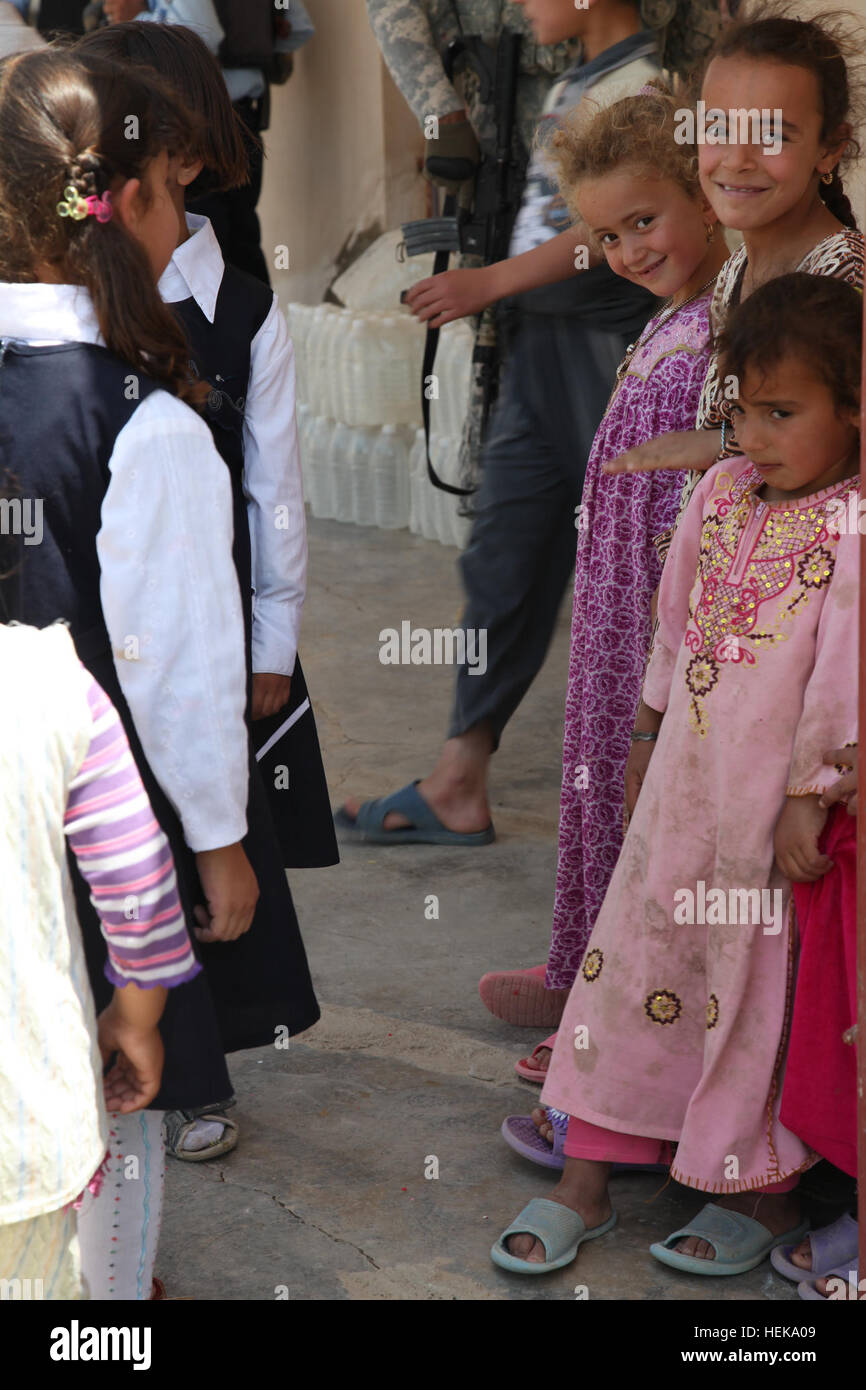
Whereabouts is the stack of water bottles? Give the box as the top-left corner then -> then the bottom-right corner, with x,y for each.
289,302 -> 473,548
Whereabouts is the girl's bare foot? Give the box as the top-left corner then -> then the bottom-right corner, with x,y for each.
521,1047 -> 552,1075
675,1191 -> 801,1261
790,1234 -> 815,1271
815,1272 -> 864,1299
530,1105 -> 554,1143
504,1157 -> 612,1264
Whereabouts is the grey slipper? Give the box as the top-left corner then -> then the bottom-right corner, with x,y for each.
334,780 -> 495,846
491,1197 -> 617,1275
651,1203 -> 809,1276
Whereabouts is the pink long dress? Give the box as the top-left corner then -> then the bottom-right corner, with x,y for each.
541,457 -> 859,1193
546,295 -> 711,990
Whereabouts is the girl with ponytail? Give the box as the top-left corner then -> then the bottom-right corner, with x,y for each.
602,4 -> 865,501
0,47 -> 318,1298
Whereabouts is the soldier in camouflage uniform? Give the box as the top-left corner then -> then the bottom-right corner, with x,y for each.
366,0 -> 576,158
341,0 -> 723,851
367,0 -> 576,503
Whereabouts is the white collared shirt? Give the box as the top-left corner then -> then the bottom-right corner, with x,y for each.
0,281 -> 249,852
159,215 -> 307,678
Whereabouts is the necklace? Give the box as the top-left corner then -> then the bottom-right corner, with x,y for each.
614,273 -> 720,385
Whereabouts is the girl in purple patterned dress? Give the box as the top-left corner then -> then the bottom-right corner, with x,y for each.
509,86 -> 730,1080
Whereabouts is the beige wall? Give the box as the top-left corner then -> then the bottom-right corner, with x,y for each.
259,0 -> 425,306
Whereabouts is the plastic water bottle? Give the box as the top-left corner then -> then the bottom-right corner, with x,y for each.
418,434 -> 441,541
331,421 -> 355,523
378,317 -> 409,426
342,319 -> 363,426
305,306 -> 326,416
408,428 -> 426,536
324,310 -> 343,421
349,426 -> 378,526
296,402 -> 312,504
371,425 -> 410,530
311,305 -> 340,417
306,416 -> 334,519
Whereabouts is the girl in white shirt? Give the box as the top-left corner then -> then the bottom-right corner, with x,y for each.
77,21 -> 338,1161
0,46 -> 318,1292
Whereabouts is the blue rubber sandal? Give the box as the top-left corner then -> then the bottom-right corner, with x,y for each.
650,1203 -> 809,1276
334,780 -> 495,846
491,1197 -> 617,1275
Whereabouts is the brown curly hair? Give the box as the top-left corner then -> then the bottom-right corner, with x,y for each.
0,47 -> 208,406
717,273 -> 862,418
550,82 -> 700,226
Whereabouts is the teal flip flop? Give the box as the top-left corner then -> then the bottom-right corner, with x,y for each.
491,1197 -> 617,1275
334,780 -> 495,846
650,1202 -> 809,1276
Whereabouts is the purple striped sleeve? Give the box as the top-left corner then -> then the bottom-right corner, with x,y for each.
65,673 -> 201,991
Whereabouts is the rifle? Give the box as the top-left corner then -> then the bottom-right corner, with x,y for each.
400,28 -> 522,497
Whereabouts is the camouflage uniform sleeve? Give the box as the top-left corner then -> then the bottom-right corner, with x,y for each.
366,0 -> 463,128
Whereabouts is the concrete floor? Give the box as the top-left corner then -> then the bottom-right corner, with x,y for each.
158,516 -> 800,1301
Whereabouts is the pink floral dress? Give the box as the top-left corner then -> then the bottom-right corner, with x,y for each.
542,458 -> 859,1192
546,295 -> 712,990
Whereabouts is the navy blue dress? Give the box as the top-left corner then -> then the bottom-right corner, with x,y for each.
172,265 -> 338,869
0,338 -> 319,1111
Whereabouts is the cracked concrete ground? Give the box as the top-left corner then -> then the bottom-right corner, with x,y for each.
157,517 -> 802,1301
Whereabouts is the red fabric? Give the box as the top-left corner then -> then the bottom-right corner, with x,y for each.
781,806 -> 858,1177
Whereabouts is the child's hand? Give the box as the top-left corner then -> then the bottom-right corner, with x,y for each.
251,672 -> 291,721
602,428 -> 722,476
193,842 -> 259,942
405,267 -> 495,327
774,795 -> 832,882
625,740 -> 655,816
820,746 -> 858,817
98,990 -> 167,1113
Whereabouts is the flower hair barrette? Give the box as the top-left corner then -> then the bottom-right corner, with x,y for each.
57,185 -> 113,223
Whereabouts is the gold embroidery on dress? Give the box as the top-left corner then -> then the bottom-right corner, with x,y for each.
644,989 -> 682,1025
682,469 -> 856,736
582,948 -> 604,982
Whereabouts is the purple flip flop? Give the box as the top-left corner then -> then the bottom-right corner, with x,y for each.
502,1114 -> 566,1170
798,1259 -> 860,1301
501,1114 -> 668,1175
771,1212 -> 858,1282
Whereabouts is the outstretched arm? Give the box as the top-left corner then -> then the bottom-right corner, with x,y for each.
405,226 -> 598,326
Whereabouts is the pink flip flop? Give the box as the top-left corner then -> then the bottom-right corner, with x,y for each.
515,1033 -> 558,1082
479,964 -> 570,1028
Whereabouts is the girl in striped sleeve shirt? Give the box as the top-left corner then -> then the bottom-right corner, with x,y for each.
0,621 -> 197,1300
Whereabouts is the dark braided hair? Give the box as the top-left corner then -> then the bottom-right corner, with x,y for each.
66,147 -> 104,206
0,47 -> 208,406
702,5 -> 864,231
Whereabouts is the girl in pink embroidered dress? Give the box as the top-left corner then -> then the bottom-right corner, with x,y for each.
492,274 -> 860,1278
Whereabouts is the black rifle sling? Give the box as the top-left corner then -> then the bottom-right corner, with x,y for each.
421,193 -> 474,497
